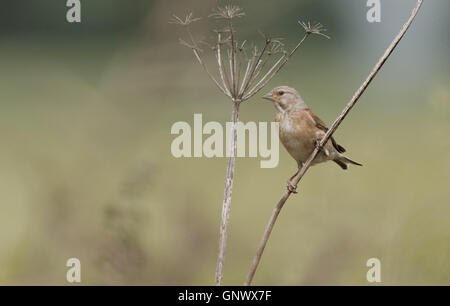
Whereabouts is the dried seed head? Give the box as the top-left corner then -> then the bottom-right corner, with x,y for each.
210,5 -> 245,19
169,13 -> 201,26
268,40 -> 285,55
299,21 -> 330,39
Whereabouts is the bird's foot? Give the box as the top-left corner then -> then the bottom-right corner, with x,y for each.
286,180 -> 298,194
314,139 -> 323,151
314,139 -> 329,156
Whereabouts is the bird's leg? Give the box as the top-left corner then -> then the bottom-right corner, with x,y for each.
286,161 -> 302,194
314,134 -> 330,157
286,175 -> 298,194
286,171 -> 298,194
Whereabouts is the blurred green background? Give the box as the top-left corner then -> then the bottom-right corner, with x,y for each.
0,0 -> 449,285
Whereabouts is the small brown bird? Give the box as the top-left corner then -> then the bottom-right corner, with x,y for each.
263,86 -> 362,192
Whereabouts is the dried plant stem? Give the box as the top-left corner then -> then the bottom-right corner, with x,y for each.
243,32 -> 310,100
239,59 -> 253,95
186,27 -> 230,98
192,48 -> 229,97
239,41 -> 269,98
217,33 -> 232,96
244,0 -> 424,286
228,21 -> 237,96
216,100 -> 240,285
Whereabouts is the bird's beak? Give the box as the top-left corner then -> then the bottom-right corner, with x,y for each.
262,92 -> 274,101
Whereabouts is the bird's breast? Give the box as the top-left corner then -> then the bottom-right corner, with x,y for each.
276,112 -> 315,162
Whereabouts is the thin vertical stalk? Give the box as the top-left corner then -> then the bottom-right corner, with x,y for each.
216,100 -> 240,285
228,20 -> 237,96
217,33 -> 232,96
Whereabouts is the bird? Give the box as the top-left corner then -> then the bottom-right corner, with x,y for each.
262,86 -> 362,193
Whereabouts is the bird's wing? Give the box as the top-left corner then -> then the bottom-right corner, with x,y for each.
305,109 -> 346,153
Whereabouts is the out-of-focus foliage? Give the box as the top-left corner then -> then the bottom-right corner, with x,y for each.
0,0 -> 449,285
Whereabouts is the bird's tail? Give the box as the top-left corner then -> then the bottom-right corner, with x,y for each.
333,156 -> 363,170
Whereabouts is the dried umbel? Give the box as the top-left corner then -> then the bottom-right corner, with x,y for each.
171,6 -> 328,102
209,4 -> 245,20
299,21 -> 330,39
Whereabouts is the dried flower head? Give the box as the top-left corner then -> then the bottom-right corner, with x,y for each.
268,40 -> 285,55
171,6 -> 328,100
169,12 -> 201,26
299,21 -> 330,39
210,5 -> 245,19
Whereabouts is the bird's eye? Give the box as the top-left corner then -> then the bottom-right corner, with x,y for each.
278,91 -> 284,96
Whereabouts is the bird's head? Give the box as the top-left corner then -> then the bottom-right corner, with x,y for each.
262,86 -> 307,113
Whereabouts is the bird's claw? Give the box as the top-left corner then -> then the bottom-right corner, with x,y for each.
314,139 -> 329,156
286,180 -> 298,194
314,139 -> 322,150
